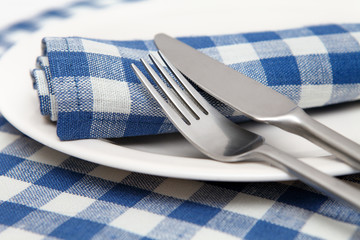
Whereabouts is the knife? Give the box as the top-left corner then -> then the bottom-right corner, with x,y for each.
154,33 -> 360,170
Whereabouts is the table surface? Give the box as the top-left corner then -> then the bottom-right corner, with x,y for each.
0,1 -> 359,239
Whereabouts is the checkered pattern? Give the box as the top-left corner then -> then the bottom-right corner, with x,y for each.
1,113 -> 360,239
1,0 -> 360,239
32,24 -> 360,140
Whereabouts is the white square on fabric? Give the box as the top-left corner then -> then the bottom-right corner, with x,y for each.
154,179 -> 203,200
298,84 -> 333,108
27,146 -> 68,166
192,228 -> 239,240
350,32 -> 360,44
0,132 -> 20,151
82,39 -> 121,57
88,165 -> 130,183
0,227 -> 44,240
34,70 -> 50,96
301,213 -> 358,240
110,209 -> 165,235
223,192 -> 274,219
0,176 -> 31,201
217,43 -> 259,64
91,77 -> 131,114
284,36 -> 328,56
40,192 -> 95,217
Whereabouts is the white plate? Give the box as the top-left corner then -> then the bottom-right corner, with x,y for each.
0,0 -> 359,181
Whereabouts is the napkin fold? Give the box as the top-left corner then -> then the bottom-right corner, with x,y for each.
32,24 -> 360,140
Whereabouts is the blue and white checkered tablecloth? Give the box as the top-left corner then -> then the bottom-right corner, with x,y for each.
1,115 -> 360,239
0,0 -> 360,239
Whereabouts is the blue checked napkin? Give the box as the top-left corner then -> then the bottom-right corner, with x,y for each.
32,24 -> 360,140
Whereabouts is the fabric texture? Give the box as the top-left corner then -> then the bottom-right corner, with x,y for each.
32,24 -> 360,140
1,114 -> 359,240
1,0 -> 360,239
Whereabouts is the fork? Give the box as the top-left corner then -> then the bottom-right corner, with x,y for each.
131,51 -> 360,211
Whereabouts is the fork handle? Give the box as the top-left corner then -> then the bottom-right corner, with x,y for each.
268,107 -> 360,171
254,144 -> 360,211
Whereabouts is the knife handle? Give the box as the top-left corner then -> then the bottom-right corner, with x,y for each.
254,144 -> 360,211
269,107 -> 360,170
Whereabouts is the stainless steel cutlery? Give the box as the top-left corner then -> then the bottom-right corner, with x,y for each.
131,51 -> 360,210
154,33 -> 360,171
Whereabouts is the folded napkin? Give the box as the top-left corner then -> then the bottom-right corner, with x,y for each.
32,24 -> 360,140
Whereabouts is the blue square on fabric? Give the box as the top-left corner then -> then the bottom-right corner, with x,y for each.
110,39 -> 149,50
229,61 -> 267,85
276,27 -> 314,39
123,115 -> 166,137
35,167 -> 85,191
316,199 -> 360,225
340,23 -> 360,32
39,95 -> 51,115
308,24 -> 347,35
0,154 -> 25,175
5,160 -> 53,183
295,54 -> 333,85
262,202 -> 312,230
76,201 -> 127,224
328,84 -> 360,105
48,51 -> 89,78
66,175 -> 116,199
277,186 -> 328,212
177,36 -> 215,49
328,52 -> 360,84
260,56 -> 302,86
14,210 -> 70,235
147,218 -> 200,240
245,220 -> 298,240
206,210 -> 256,238
57,112 -> 93,140
252,40 -> 292,59
50,218 -> 105,240
2,137 -> 43,158
0,202 -> 35,226
320,34 -> 360,53
134,193 -> 183,215
243,31 -> 281,43
169,201 -> 221,226
10,185 -> 61,208
211,33 -> 248,46
99,184 -> 150,207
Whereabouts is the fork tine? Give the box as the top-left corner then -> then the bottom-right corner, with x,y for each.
158,50 -> 212,112
149,53 -> 205,118
131,63 -> 190,127
139,58 -> 197,123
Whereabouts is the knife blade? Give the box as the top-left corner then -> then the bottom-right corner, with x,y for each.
154,33 -> 360,170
